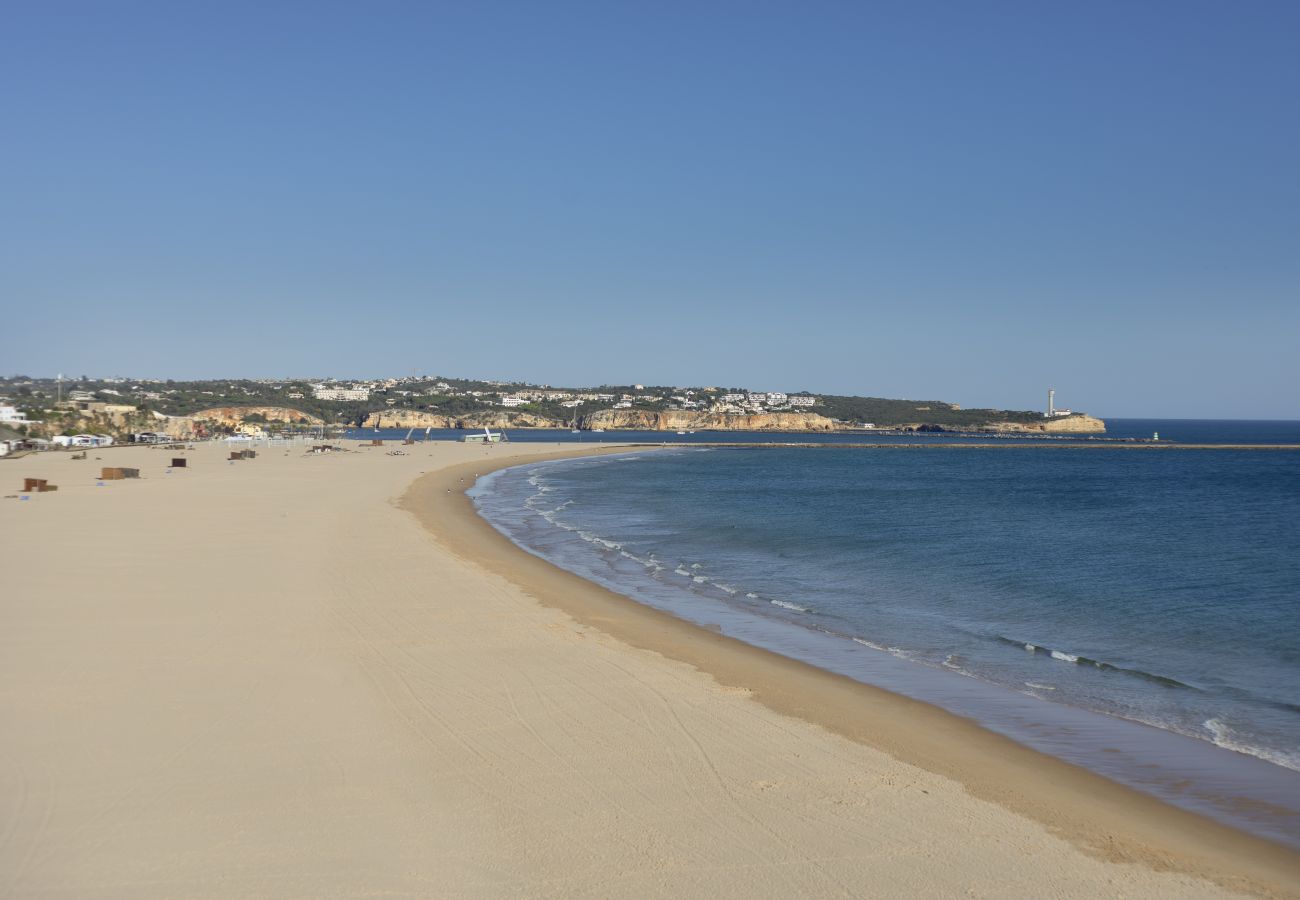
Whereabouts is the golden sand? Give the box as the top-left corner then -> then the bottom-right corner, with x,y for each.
1,440 -> 1295,897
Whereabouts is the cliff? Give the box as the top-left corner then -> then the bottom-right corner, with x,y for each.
362,410 -> 560,430
974,414 -> 1106,434
190,406 -> 323,427
577,410 -> 839,432
363,407 -> 1103,434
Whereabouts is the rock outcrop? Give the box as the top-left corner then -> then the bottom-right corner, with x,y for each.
363,407 -> 1103,434
577,410 -> 839,432
975,414 -> 1106,434
189,406 -> 323,427
362,410 -> 561,430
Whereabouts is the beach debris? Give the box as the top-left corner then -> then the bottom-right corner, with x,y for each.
100,467 -> 140,480
229,450 -> 257,460
21,478 -> 58,492
171,457 -> 187,468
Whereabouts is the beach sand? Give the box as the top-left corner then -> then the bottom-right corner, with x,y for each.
1,440 -> 1296,898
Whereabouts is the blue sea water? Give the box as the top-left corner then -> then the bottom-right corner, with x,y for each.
470,428 -> 1300,846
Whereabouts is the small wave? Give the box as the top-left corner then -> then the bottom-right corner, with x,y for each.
770,599 -> 810,613
1025,682 -> 1056,691
851,637 -> 910,659
692,576 -> 709,584
1204,718 -> 1300,772
576,530 -> 621,550
994,635 -> 1198,690
745,592 -> 759,599
714,583 -> 738,595
673,567 -> 691,577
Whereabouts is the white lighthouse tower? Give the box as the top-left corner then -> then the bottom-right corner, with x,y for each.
1047,389 -> 1055,418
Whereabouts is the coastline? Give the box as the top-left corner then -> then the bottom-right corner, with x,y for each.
405,448 -> 1300,897
3,439 -> 1296,897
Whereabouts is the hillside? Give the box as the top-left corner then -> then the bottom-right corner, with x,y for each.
0,375 -> 1104,435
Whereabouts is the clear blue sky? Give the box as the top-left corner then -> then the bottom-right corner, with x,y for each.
3,1 -> 1297,417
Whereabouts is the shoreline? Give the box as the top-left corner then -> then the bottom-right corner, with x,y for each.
4,438 -> 1296,897
403,446 -> 1300,896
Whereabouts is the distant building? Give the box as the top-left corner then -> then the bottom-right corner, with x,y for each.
499,396 -> 526,407
313,387 -> 370,402
0,406 -> 28,423
1045,388 -> 1073,417
788,395 -> 818,407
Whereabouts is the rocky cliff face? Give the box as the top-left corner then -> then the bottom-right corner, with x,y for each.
362,410 -> 560,430
190,406 -> 323,426
972,414 -> 1106,434
577,410 -> 839,432
363,407 -> 1103,434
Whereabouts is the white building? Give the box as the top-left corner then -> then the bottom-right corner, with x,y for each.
766,392 -> 788,405
499,396 -> 526,407
788,395 -> 818,407
0,406 -> 28,423
312,387 -> 370,402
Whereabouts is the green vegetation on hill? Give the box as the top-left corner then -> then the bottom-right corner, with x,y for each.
0,374 -> 1055,432
812,396 -> 1045,427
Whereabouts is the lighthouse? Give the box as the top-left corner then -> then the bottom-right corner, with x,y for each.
1047,389 -> 1055,418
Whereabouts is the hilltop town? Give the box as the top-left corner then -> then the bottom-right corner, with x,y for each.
0,373 -> 1104,451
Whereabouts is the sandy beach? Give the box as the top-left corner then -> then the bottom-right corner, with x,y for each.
2,440 -> 1297,898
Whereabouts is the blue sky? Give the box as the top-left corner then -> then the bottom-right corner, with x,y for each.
3,1 -> 1297,417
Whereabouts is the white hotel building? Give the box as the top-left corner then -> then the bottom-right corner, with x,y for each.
312,387 -> 371,401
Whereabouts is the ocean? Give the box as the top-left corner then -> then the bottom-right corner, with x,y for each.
469,421 -> 1300,848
